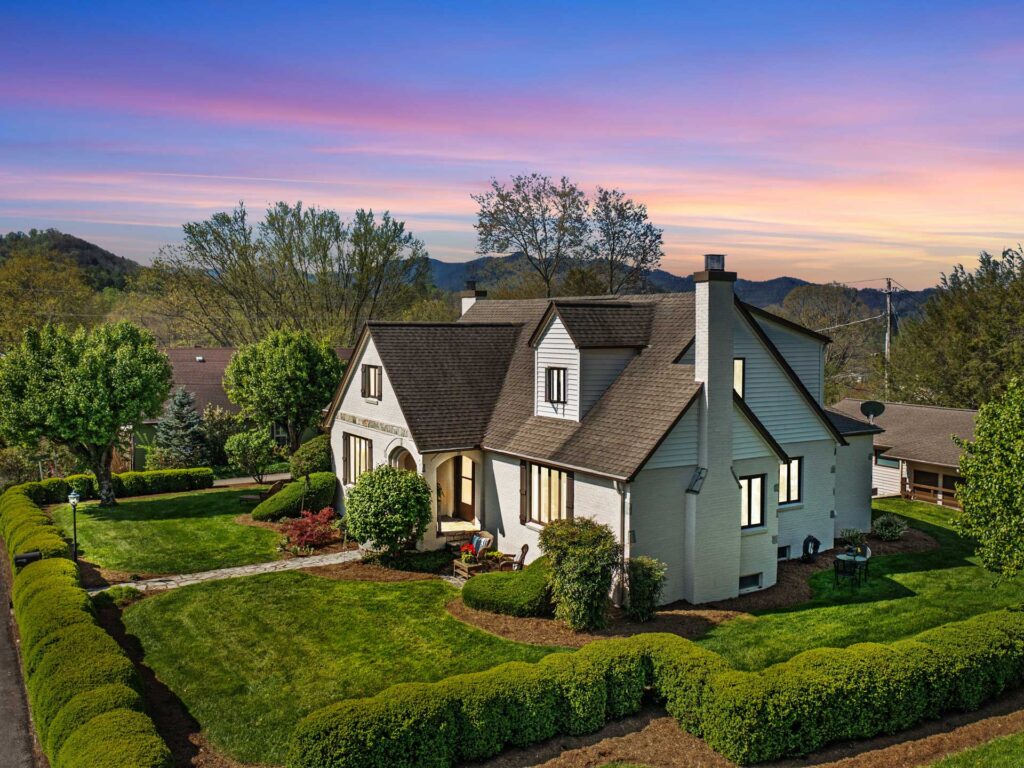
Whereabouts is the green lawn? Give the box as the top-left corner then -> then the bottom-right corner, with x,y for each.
52,487 -> 282,575
929,731 -> 1024,767
123,572 -> 558,764
697,498 -> 1024,670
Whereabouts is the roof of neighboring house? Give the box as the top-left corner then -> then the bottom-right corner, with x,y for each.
829,399 -> 976,468
363,322 -> 522,452
153,346 -> 352,423
823,408 -> 885,437
528,301 -> 654,349
466,294 -> 702,480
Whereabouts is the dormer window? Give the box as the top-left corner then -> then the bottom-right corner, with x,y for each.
733,358 -> 745,398
545,367 -> 567,404
361,364 -> 382,400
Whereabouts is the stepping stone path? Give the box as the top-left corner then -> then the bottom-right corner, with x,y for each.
88,549 -> 362,595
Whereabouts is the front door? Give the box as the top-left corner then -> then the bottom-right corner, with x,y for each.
455,456 -> 475,522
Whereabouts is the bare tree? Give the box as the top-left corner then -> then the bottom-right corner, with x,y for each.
473,174 -> 589,297
590,187 -> 664,294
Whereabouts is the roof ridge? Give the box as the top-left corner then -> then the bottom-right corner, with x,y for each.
840,398 -> 978,415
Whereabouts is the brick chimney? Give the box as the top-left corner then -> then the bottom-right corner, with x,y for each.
459,280 -> 488,316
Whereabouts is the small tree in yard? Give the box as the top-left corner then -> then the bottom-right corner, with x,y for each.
955,378 -> 1024,579
0,322 -> 171,505
201,404 -> 242,467
539,518 -> 621,631
148,387 -> 208,469
344,466 -> 431,558
289,434 -> 332,477
225,429 -> 277,483
625,555 -> 667,623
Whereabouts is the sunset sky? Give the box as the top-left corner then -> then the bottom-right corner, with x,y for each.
2,1 -> 1021,288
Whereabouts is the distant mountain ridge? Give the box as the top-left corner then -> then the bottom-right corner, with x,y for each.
0,228 -> 140,290
428,254 -> 933,313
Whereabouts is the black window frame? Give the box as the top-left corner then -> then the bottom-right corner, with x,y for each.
740,473 -> 765,529
739,573 -> 762,591
342,432 -> 373,485
779,456 -> 802,504
544,366 -> 568,405
733,357 -> 746,398
361,364 -> 382,400
520,461 -> 574,526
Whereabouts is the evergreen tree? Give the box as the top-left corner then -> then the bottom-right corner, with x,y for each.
152,387 -> 208,468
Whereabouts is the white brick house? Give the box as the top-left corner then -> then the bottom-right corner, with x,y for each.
323,256 -> 881,605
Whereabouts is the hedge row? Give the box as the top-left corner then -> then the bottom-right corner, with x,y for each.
462,556 -> 552,617
1,486 -> 172,767
252,472 -> 338,521
288,607 -> 1024,768
17,468 -> 215,505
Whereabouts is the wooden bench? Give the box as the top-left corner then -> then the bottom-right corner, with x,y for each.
239,478 -> 286,505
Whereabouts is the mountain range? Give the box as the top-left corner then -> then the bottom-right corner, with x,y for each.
429,253 -> 933,314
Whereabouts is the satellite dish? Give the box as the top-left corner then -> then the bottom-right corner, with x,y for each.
860,400 -> 886,423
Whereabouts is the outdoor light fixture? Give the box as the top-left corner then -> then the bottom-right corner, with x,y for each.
67,490 -> 80,563
685,467 -> 708,494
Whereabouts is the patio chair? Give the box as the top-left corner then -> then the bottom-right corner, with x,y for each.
499,544 -> 529,572
453,531 -> 493,579
239,478 -> 286,505
834,556 -> 861,588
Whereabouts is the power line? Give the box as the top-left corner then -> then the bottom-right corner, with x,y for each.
815,313 -> 886,332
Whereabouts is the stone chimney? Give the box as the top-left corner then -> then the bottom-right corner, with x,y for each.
684,254 -> 740,602
459,280 -> 488,316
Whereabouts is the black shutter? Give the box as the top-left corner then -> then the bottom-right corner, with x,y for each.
368,439 -> 374,472
543,368 -> 549,403
342,434 -> 350,484
519,461 -> 528,524
565,471 -> 575,520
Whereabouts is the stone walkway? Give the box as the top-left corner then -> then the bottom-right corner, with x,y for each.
212,472 -> 290,488
88,549 -> 361,594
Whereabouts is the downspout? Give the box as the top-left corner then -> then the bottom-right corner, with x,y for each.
614,480 -> 631,606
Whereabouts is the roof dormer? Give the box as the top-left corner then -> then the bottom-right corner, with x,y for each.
531,300 -> 651,421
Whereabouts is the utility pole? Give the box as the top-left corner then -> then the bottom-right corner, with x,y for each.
883,277 -> 894,400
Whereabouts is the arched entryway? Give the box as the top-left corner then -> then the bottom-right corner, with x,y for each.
390,447 -> 418,473
436,455 -> 475,522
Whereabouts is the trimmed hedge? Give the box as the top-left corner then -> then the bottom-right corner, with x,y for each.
288,608 -> 1024,768
462,556 -> 553,617
289,434 -> 332,477
13,468 -> 214,506
0,483 -> 171,768
252,472 -> 337,521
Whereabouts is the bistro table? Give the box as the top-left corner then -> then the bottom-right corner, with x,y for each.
835,550 -> 870,585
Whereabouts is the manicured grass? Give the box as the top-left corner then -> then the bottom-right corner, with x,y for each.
123,572 -> 557,764
930,731 -> 1024,767
697,498 -> 1024,670
51,488 -> 282,575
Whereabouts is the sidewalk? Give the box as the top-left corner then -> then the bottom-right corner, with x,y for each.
0,564 -> 35,768
88,549 -> 361,595
212,472 -> 290,488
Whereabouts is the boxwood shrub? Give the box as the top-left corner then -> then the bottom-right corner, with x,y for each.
462,556 -> 552,617
0,484 -> 171,768
289,434 -> 332,477
252,471 -> 338,521
288,609 -> 1024,768
6,468 -> 214,507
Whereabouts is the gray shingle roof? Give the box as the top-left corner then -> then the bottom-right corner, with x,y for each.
367,323 -> 521,453
830,399 -> 976,468
530,302 -> 654,349
824,408 -> 884,437
465,294 -> 701,480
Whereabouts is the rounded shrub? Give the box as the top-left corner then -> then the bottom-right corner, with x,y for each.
45,684 -> 145,759
252,472 -> 338,521
624,555 -> 667,623
462,557 -> 552,617
56,709 -> 172,768
12,557 -> 78,606
873,512 -> 909,541
23,622 -> 118,677
344,466 -> 432,556
18,586 -> 94,656
538,519 -> 621,631
290,434 -> 332,477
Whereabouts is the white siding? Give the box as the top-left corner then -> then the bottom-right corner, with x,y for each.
580,348 -> 636,416
483,451 -> 621,565
733,404 -> 775,460
644,407 -> 699,469
835,434 -> 873,533
733,310 -> 831,445
776,438 -> 837,555
873,460 -> 902,496
631,465 -> 690,604
756,316 -> 826,404
535,315 -> 580,421
735,455 -> 781,592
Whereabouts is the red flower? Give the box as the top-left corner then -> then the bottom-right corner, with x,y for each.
460,542 -> 476,554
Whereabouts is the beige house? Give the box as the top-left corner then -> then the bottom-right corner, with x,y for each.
323,256 -> 879,605
829,399 -> 975,509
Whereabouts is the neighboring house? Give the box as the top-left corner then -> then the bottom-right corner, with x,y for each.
131,347 -> 351,469
829,399 -> 976,509
323,256 -> 880,605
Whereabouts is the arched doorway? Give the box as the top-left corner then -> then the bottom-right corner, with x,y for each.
437,455 -> 475,522
390,447 -> 417,473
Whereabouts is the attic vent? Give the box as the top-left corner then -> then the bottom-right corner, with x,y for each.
195,356 -> 205,362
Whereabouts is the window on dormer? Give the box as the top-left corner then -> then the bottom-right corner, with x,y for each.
545,367 -> 567,404
733,358 -> 745,398
361,364 -> 382,399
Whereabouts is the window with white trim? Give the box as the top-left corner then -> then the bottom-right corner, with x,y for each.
740,474 -> 764,529
361,364 -> 382,399
343,433 -> 372,485
733,358 -> 745,397
545,367 -> 567,404
779,457 -> 802,504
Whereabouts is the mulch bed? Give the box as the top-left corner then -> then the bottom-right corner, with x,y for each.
303,561 -> 437,582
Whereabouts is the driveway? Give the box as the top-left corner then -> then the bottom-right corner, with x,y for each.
0,566 -> 34,768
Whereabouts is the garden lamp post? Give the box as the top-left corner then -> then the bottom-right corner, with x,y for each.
67,490 -> 80,562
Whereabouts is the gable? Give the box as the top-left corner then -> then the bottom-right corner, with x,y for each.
334,335 -> 411,435
733,309 -> 832,445
535,314 -> 580,421
755,316 -> 825,404
643,405 -> 699,469
733,401 -> 783,460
